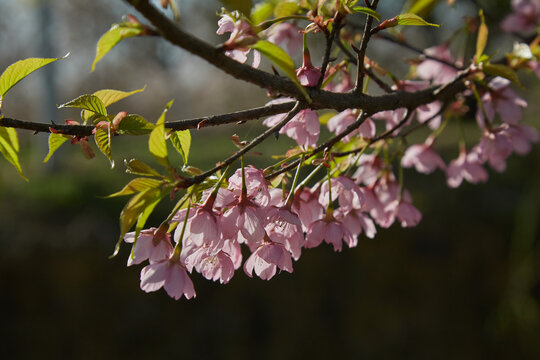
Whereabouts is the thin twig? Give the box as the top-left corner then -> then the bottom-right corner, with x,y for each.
317,14 -> 344,88
353,0 -> 379,92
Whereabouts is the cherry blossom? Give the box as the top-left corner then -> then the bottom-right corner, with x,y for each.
446,149 -> 489,188
124,227 -> 173,266
244,237 -> 293,280
266,22 -> 303,55
264,109 -> 320,148
327,109 -> 376,141
140,254 -> 196,300
401,140 -> 446,175
501,0 -> 540,33
416,45 -> 458,84
305,215 -> 357,252
476,77 -> 527,128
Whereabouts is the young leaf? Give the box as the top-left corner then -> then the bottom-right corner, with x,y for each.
133,192 -> 165,245
92,24 -> 145,71
94,127 -> 114,167
106,177 -> 163,198
351,6 -> 381,21
0,126 -> 26,180
396,13 -> 440,27
59,94 -> 107,117
81,87 -> 146,122
149,102 -> 173,167
251,2 -> 274,24
274,1 -> 300,18
407,0 -> 440,16
43,133 -> 70,163
483,64 -> 523,88
0,55 -> 67,99
219,0 -> 253,16
169,130 -> 191,165
250,40 -> 311,101
124,158 -> 162,177
117,115 -> 155,135
475,10 -> 488,61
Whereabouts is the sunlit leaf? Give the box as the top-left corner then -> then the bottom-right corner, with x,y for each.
170,130 -> 191,165
351,6 -> 381,21
94,127 -> 114,167
475,9 -> 488,61
81,87 -> 146,122
252,2 -> 274,24
117,115 -> 155,135
106,177 -> 163,198
59,94 -> 107,117
219,0 -> 253,16
396,13 -> 440,27
149,101 -> 173,167
124,158 -> 162,177
0,55 -> 67,99
43,133 -> 70,163
407,0 -> 440,16
250,40 -> 311,102
0,126 -> 26,180
274,1 -> 300,18
92,23 -> 145,71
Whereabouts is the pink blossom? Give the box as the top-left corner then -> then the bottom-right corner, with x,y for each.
401,142 -> 445,174
221,199 -> 267,249
291,187 -> 324,231
353,154 -> 386,186
305,216 -> 357,252
501,0 -> 540,33
327,109 -> 376,142
228,166 -> 270,206
319,176 -> 365,213
397,80 -> 442,129
335,208 -> 377,239
140,256 -> 195,300
446,149 -> 488,188
385,199 -> 422,228
244,240 -> 293,280
474,129 -> 513,172
505,124 -> 540,154
124,227 -> 173,266
296,50 -> 321,87
265,109 -> 320,148
217,14 -> 260,67
476,77 -> 527,128
371,108 -> 409,133
184,246 -> 236,284
267,22 -> 302,55
369,176 -> 401,228
265,205 -> 304,260
416,45 -> 458,84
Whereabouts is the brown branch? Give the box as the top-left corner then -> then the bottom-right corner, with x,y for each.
353,0 -> 379,92
317,14 -> 344,88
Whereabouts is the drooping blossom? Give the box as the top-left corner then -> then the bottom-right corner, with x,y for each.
385,196 -> 423,228
335,208 -> 377,239
291,186 -> 324,231
353,154 -> 387,186
473,129 -> 514,172
505,123 -> 540,154
476,77 -> 527,128
305,214 -> 357,251
124,227 -> 173,266
228,166 -> 270,206
265,205 -> 304,260
183,245 -> 236,284
216,13 -> 260,67
446,149 -> 489,188
416,45 -> 458,84
397,80 -> 443,129
266,22 -> 302,55
318,176 -> 366,213
296,47 -> 321,87
401,139 -> 446,174
501,0 -> 540,34
140,253 -> 195,300
327,109 -> 376,142
371,108 -> 409,133
244,235 -> 293,280
369,174 -> 401,228
264,108 -> 320,148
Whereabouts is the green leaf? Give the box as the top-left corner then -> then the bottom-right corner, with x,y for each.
396,13 -> 440,27
43,133 -> 70,163
81,87 -> 146,122
92,23 -> 145,72
274,1 -> 300,18
117,114 -> 155,135
94,127 -> 114,167
124,158 -> 162,177
169,130 -> 191,165
149,101 -> 173,167
318,111 -> 337,125
0,126 -> 26,180
0,55 -> 67,98
59,94 -> 108,117
111,188 -> 162,258
219,0 -> 253,16
483,63 -> 523,88
351,6 -> 381,21
475,9 -> 488,61
407,0 -> 440,16
250,40 -> 311,102
133,192 -> 165,244
106,177 -> 163,198
251,2 -> 274,24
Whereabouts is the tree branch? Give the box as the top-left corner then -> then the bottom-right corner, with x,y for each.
353,0 -> 379,92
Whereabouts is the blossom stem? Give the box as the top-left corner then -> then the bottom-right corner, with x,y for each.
173,201 -> 191,252
285,154 -> 305,207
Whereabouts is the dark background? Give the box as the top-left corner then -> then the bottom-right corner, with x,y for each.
1,0 -> 539,359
